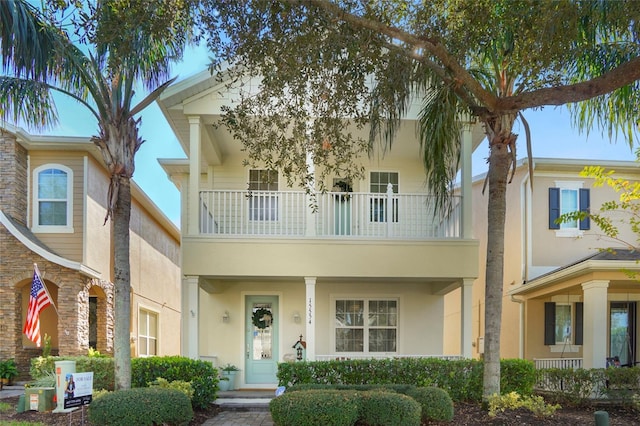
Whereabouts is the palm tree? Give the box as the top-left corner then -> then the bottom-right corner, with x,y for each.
0,0 -> 195,389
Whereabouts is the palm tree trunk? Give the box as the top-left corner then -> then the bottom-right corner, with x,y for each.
113,175 -> 132,390
482,126 -> 515,399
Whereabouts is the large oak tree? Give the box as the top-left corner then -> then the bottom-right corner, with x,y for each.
201,0 -> 640,397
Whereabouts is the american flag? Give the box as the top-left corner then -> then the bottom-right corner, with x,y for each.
23,264 -> 53,347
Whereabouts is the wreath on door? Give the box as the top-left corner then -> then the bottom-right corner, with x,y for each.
252,308 -> 273,329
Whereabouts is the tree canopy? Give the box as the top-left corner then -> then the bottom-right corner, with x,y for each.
200,0 -> 640,397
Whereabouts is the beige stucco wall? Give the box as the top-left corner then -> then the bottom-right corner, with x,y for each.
29,151 -> 86,262
198,280 -> 445,384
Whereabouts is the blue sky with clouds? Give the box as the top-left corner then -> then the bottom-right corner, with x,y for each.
33,44 -> 638,227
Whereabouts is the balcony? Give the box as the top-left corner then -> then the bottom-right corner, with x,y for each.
199,190 -> 462,239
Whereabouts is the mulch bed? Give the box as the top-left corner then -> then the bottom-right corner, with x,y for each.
1,395 -> 639,425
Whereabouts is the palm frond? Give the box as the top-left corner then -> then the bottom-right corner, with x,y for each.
417,82 -> 464,214
0,77 -> 57,127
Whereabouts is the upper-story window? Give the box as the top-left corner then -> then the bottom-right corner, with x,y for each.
370,171 -> 399,223
548,182 -> 590,236
33,164 -> 73,233
248,169 -> 278,221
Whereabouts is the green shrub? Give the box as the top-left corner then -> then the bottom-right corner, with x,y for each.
149,377 -> 194,400
287,383 -> 414,393
488,391 -> 560,418
31,355 -> 218,409
88,387 -> 193,426
278,358 -> 534,402
132,356 -> 218,409
30,356 -> 114,391
359,391 -> 421,426
270,390 -> 360,426
406,386 -> 454,422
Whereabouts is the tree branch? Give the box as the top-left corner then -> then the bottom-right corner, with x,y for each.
303,0 -> 499,111
496,57 -> 640,111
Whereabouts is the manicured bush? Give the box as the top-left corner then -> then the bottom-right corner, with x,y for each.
30,356 -> 114,391
88,387 -> 193,426
287,383 -> 415,394
406,386 -> 454,422
277,358 -> 535,402
32,355 -> 218,409
132,356 -> 218,409
270,390 -> 360,426
358,391 -> 421,426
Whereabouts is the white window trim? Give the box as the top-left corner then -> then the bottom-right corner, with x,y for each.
554,302 -> 573,345
330,295 -> 399,356
138,306 -> 159,358
368,171 -> 400,224
553,181 -> 584,238
32,164 -> 74,233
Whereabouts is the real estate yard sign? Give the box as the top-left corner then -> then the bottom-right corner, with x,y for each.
63,372 -> 93,409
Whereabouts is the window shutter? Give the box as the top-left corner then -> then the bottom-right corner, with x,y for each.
575,302 -> 584,345
579,189 -> 590,230
544,302 -> 556,345
549,188 -> 560,229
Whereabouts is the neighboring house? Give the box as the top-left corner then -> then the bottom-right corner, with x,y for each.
0,125 -> 182,377
444,158 -> 640,369
157,70 -> 485,388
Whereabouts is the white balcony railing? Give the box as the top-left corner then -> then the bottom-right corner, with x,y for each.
199,190 -> 462,239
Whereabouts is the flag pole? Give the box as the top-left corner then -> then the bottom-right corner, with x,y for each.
34,263 -> 59,317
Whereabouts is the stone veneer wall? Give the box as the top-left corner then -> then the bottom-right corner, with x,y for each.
0,229 -> 115,378
0,133 -> 28,224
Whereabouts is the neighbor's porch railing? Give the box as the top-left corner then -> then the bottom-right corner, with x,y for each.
534,358 -> 583,369
199,189 -> 462,239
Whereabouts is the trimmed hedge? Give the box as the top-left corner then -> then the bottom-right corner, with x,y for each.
278,358 -> 536,402
359,391 -> 421,426
270,390 -> 360,426
31,355 -> 218,409
132,356 -> 218,409
88,387 -> 193,426
406,386 -> 454,422
538,366 -> 640,405
287,383 -> 454,422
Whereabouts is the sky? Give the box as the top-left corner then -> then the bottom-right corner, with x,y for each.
29,44 -> 639,228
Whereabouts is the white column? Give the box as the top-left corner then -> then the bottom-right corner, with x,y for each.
581,280 -> 609,369
188,116 -> 202,236
461,279 -> 474,358
305,277 -> 317,360
183,276 -> 200,359
461,125 -> 473,239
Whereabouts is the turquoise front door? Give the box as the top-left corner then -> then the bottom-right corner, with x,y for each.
245,296 -> 279,384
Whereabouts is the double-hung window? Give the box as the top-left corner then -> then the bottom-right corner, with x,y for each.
33,164 -> 73,233
334,298 -> 398,353
248,169 -> 278,221
549,182 -> 590,235
138,308 -> 158,357
370,172 -> 398,223
544,302 -> 583,346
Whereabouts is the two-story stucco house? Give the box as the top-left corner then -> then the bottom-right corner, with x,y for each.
157,70 -> 485,388
0,124 -> 182,376
444,158 -> 640,370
